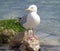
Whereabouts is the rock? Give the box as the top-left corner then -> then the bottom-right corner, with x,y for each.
0,29 -> 16,43
9,32 -> 25,49
3,29 -> 16,37
9,30 -> 40,51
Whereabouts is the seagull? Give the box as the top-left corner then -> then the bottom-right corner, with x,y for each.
19,5 -> 40,30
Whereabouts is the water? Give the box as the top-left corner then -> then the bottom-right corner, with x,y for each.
0,0 -> 60,44
0,45 -> 60,51
41,45 -> 60,51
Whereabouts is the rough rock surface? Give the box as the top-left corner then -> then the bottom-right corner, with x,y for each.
9,30 -> 40,51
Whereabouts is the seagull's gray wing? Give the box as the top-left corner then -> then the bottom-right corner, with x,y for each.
19,14 -> 27,25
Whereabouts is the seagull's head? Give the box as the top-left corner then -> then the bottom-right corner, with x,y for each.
25,5 -> 37,13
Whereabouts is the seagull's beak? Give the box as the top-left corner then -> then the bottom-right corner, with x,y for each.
25,8 -> 31,12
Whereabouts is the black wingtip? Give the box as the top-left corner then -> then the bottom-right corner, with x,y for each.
19,18 -> 22,19
17,17 -> 22,19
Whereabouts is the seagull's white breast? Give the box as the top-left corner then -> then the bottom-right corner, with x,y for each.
23,12 -> 40,29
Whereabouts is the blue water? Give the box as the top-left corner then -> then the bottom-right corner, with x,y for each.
0,0 -> 60,41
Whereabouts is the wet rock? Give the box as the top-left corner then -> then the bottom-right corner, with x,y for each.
9,30 -> 40,51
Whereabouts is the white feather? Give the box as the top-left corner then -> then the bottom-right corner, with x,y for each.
23,5 -> 40,29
